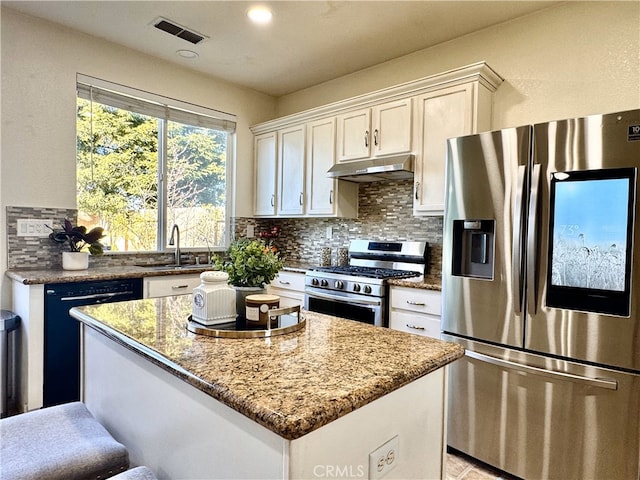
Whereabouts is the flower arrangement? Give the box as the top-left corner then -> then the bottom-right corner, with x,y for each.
214,238 -> 284,287
48,219 -> 106,255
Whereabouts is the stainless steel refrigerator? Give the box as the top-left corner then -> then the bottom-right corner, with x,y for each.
442,109 -> 640,480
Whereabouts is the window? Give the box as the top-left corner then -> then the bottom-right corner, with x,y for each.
76,74 -> 236,252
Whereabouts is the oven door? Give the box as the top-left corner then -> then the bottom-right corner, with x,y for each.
304,287 -> 384,326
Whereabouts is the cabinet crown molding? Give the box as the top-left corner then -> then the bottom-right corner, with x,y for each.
251,62 -> 503,134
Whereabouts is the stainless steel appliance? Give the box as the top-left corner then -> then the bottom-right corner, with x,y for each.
304,240 -> 427,326
442,109 -> 640,479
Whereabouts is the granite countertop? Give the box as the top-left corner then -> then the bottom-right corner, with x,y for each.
71,295 -> 462,440
388,274 -> 442,291
5,264 -> 217,285
6,263 -> 441,291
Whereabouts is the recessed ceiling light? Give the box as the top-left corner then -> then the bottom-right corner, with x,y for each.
247,6 -> 273,25
176,49 -> 199,59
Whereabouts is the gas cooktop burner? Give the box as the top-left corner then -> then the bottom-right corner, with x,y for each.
310,265 -> 421,280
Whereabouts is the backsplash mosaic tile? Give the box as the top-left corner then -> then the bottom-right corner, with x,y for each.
234,179 -> 444,276
7,180 -> 443,275
6,206 -> 179,270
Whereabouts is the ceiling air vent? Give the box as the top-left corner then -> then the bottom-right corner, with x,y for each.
153,17 -> 207,45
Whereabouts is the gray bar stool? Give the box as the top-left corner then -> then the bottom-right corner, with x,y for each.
0,401 -> 129,480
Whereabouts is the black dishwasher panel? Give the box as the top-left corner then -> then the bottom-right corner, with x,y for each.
44,278 -> 143,407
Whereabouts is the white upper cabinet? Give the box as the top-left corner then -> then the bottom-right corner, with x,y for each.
336,98 -> 412,162
306,118 -> 358,217
254,132 -> 277,216
278,125 -> 306,216
413,81 -> 494,216
370,98 -> 413,157
251,62 -> 502,218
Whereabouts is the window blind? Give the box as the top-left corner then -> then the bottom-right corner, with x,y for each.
77,74 -> 236,133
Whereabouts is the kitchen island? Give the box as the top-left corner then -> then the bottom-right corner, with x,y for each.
71,295 -> 463,480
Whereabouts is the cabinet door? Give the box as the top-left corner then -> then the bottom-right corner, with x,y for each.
306,118 -> 337,215
254,132 -> 277,216
413,84 -> 474,215
278,125 -> 306,216
371,98 -> 412,157
336,108 -> 371,162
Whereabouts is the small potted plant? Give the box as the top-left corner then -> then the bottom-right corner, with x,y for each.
214,238 -> 284,315
48,219 -> 106,270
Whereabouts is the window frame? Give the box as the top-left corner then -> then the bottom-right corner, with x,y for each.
76,73 -> 236,253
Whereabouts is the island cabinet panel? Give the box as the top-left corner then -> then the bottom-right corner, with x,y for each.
82,325 -> 449,480
82,328 -> 287,480
288,368 -> 446,480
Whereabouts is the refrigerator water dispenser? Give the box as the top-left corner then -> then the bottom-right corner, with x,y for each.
451,219 -> 494,279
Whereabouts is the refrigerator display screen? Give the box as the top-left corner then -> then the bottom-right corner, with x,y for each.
546,167 -> 636,316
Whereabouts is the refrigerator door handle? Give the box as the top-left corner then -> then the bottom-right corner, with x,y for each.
465,350 -> 618,390
511,165 -> 527,314
526,163 -> 542,315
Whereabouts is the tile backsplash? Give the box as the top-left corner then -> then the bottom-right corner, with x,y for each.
7,179 -> 443,275
234,179 -> 443,276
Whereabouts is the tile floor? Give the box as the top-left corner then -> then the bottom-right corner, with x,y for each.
446,449 -> 522,480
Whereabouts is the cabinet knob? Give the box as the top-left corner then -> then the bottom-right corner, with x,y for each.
329,189 -> 333,205
299,192 -> 304,205
414,182 -> 420,200
364,130 -> 369,148
271,194 -> 275,207
373,128 -> 379,146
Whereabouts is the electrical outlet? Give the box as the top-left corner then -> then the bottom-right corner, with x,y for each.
369,435 -> 399,479
17,219 -> 53,237
326,226 -> 333,239
246,224 -> 255,238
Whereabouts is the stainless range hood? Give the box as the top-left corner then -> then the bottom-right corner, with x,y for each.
327,154 -> 414,182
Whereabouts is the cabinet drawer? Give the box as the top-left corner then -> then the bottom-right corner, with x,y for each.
270,271 -> 306,293
389,310 -> 440,338
389,310 -> 441,339
144,274 -> 201,298
390,286 -> 441,316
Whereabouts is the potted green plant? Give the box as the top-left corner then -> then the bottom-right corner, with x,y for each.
48,219 -> 106,270
214,238 -> 284,315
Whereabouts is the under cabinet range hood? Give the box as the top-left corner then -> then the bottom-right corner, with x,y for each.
327,154 -> 414,182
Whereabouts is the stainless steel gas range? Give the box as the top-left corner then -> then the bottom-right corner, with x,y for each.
304,240 -> 428,326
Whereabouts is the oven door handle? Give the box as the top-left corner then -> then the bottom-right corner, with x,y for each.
306,289 -> 382,306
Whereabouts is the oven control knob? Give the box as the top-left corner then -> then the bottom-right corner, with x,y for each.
320,279 -> 329,287
353,283 -> 361,292
363,285 -> 372,294
335,280 -> 344,289
311,278 -> 319,286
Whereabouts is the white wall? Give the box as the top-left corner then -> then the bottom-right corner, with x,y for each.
0,8 -> 277,307
276,2 -> 640,128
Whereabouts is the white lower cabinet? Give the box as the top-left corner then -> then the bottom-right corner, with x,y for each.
389,286 -> 441,339
143,274 -> 201,298
267,270 -> 306,308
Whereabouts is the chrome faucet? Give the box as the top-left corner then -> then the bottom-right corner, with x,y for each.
168,224 -> 181,266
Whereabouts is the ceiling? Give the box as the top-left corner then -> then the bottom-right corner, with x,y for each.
4,1 -> 561,97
